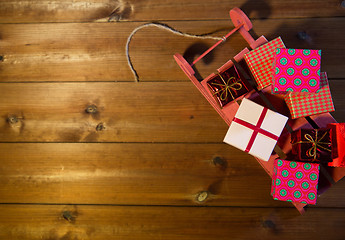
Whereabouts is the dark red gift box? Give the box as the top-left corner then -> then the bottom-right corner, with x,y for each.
291,128 -> 332,163
206,65 -> 252,108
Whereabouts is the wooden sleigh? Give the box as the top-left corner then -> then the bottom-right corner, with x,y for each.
174,7 -> 345,214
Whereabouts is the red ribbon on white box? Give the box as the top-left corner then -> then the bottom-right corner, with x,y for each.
233,107 -> 279,153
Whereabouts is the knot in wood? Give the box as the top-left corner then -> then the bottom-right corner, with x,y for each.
196,191 -> 209,203
262,219 -> 276,229
86,105 -> 98,114
212,156 -> 225,166
0,56 -> 3,62
96,122 -> 105,131
297,31 -> 309,40
7,116 -> 19,124
62,210 -> 78,223
62,211 -> 73,222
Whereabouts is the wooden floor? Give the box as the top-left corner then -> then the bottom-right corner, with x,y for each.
0,1 -> 345,239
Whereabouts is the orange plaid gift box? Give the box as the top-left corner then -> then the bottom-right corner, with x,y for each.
244,37 -> 286,90
284,72 -> 335,119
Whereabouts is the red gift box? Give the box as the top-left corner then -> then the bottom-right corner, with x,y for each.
291,128 -> 332,163
206,65 -> 252,108
328,123 -> 345,167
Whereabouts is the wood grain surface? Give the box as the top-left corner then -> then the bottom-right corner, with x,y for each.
0,82 -> 226,142
0,0 -> 345,239
1,204 -> 345,240
0,82 -> 343,143
0,0 -> 344,23
0,18 -> 344,82
1,143 -> 345,208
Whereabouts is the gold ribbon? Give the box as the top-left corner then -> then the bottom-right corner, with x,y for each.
211,74 -> 243,101
293,130 -> 331,160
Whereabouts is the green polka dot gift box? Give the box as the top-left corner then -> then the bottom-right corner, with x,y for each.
244,37 -> 286,90
272,48 -> 321,94
271,159 -> 320,205
284,72 -> 335,119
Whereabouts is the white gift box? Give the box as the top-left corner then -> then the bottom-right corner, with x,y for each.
223,98 -> 288,161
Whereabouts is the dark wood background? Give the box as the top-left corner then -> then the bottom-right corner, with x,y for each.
0,0 -> 345,239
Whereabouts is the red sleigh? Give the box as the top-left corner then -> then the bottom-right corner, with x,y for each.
174,7 -> 345,213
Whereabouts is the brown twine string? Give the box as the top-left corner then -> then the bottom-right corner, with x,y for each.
126,23 -> 223,82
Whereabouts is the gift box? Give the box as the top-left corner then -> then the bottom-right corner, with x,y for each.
223,98 -> 288,161
244,37 -> 286,90
205,65 -> 252,108
284,72 -> 335,119
271,159 -> 320,205
328,123 -> 345,167
291,128 -> 332,163
272,48 -> 321,94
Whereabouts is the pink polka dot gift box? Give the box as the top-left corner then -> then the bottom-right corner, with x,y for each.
272,48 -> 321,94
271,159 -> 320,205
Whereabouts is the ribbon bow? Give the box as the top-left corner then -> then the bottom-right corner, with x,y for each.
294,130 -> 331,160
211,74 -> 243,101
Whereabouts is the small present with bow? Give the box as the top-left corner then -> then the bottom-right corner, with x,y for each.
205,65 -> 252,108
291,128 -> 332,163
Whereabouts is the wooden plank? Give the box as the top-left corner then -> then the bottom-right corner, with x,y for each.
0,143 -> 281,206
0,82 -> 227,143
1,204 -> 345,240
0,18 -> 345,82
0,0 -> 344,23
0,143 -> 345,207
0,81 -> 344,143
